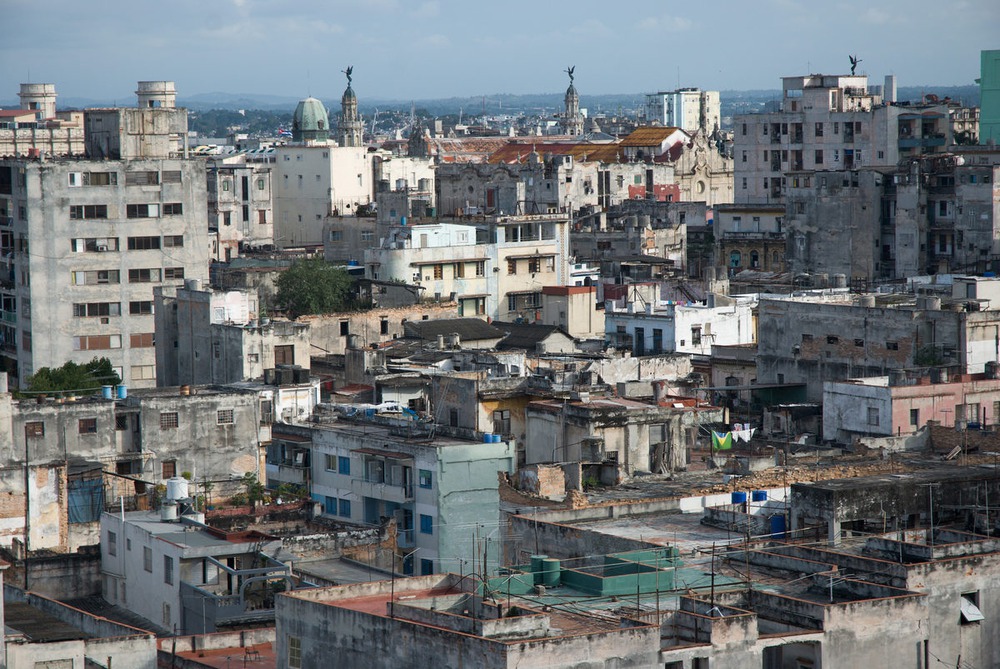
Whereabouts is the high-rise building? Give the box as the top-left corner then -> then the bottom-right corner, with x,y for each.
980,50 -> 1000,145
645,88 -> 720,134
0,81 -> 210,388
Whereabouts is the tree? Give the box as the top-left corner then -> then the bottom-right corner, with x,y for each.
25,357 -> 121,394
275,259 -> 357,317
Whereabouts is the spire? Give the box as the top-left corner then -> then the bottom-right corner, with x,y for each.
338,65 -> 363,147
561,66 -> 583,136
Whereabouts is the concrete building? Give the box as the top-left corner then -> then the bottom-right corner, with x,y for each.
646,88 -> 721,134
572,201 -> 698,274
0,157 -> 210,388
714,204 -> 786,274
0,81 -> 209,388
100,509 -> 294,634
734,73 -> 953,204
294,418 -> 515,575
757,292 -> 1000,401
206,157 -> 274,261
365,214 -> 571,321
525,393 -> 723,479
539,285 -> 602,339
154,282 -> 309,386
980,49 -> 1000,145
823,370 -> 1000,443
0,83 -> 87,158
605,294 -> 756,356
4,586 -> 157,669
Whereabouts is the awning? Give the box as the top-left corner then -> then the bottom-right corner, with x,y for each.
352,447 -> 412,460
505,253 -> 556,260
459,293 -> 489,299
961,597 -> 985,623
410,257 -> 488,266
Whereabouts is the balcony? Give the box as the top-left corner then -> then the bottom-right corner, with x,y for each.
351,477 -> 414,503
0,310 -> 15,325
722,231 -> 787,241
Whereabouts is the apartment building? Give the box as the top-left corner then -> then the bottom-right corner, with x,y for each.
364,214 -> 570,321
206,157 -> 274,261
0,81 -> 209,388
645,87 -> 721,134
734,73 -> 953,204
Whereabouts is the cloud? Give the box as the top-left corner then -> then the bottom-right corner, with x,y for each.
419,34 -> 450,48
636,15 -> 693,32
569,19 -> 612,36
859,7 -> 891,24
411,1 -> 440,18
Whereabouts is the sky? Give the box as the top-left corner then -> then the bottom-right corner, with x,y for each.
2,0 -> 996,104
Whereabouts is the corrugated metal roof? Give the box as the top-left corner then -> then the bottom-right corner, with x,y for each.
619,127 -> 681,146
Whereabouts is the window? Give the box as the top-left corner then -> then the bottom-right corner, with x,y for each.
741,177 -> 747,189
854,338 -> 864,347
493,409 -> 510,436
815,150 -> 824,165
691,326 -> 702,346
25,421 -> 44,438
143,546 -> 153,572
72,237 -> 119,253
69,204 -> 108,220
339,320 -> 349,336
338,456 -> 351,475
161,170 -> 182,184
73,302 -> 121,318
130,333 -> 154,348
108,530 -> 117,556
288,636 -> 302,669
867,407 -> 880,426
507,259 -> 517,275
275,345 -> 294,365
132,365 -> 155,381
475,261 -> 485,276
164,267 -> 185,280
82,171 -> 118,186
126,171 -> 159,186
163,235 -> 184,248
126,203 -> 160,218
455,262 -> 465,278
528,257 -> 541,273
128,268 -> 160,283
421,558 -> 434,575
258,209 -> 268,225
164,555 -> 174,585
815,122 -> 824,137
827,335 -> 839,344
160,412 -> 179,429
115,414 -> 129,431
217,409 -> 234,425
72,269 -> 121,285
162,460 -> 176,478
433,264 -> 443,280
129,301 -> 153,315
910,409 -> 920,426
449,408 -> 459,427
338,498 -> 351,517
78,418 -> 97,434
73,334 -> 122,351
420,514 -> 433,534
886,341 -> 899,351
127,236 -> 161,250
163,203 -> 183,216
833,122 -> 840,134
380,318 -> 389,335
419,469 -> 432,489
961,592 -> 984,624
257,178 -> 265,190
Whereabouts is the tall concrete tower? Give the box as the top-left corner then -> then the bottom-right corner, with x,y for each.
561,67 -> 583,136
18,83 -> 57,119
338,66 -> 364,147
136,81 -> 177,108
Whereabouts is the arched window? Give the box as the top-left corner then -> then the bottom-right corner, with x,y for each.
729,250 -> 741,267
750,250 -> 760,268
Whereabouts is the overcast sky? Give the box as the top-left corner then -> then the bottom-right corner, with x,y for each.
3,0 -> 996,103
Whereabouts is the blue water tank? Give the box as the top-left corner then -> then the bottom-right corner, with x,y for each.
751,490 -> 768,502
770,515 -> 787,538
400,215 -> 407,226
101,385 -> 113,400
483,433 -> 493,443
731,491 -> 748,505
116,385 -> 127,400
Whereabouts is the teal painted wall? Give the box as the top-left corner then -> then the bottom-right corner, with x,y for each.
981,50 -> 1000,145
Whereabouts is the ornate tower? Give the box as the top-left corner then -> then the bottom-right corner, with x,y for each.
338,66 -> 364,147
562,66 -> 583,136
291,97 -> 330,143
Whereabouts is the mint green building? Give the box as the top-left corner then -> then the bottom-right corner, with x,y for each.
980,50 -> 1000,145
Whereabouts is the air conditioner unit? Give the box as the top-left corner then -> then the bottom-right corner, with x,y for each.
96,244 -> 109,252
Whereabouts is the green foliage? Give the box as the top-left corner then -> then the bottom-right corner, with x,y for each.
25,357 -> 121,394
275,482 -> 307,501
275,259 -> 356,317
241,472 -> 266,505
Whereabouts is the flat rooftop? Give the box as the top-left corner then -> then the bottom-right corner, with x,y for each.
5,601 -> 90,642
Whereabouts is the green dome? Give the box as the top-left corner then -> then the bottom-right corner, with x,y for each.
292,96 -> 329,142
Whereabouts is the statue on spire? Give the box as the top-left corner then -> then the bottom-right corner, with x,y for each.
849,55 -> 861,75
343,65 -> 353,86
565,65 -> 575,85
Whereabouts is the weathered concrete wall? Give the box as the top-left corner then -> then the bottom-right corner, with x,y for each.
1,547 -> 101,598
300,303 -> 458,357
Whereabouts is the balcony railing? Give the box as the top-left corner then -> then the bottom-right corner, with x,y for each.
351,477 -> 414,503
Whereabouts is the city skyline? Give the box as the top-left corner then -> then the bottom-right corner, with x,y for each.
3,0 -> 994,103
